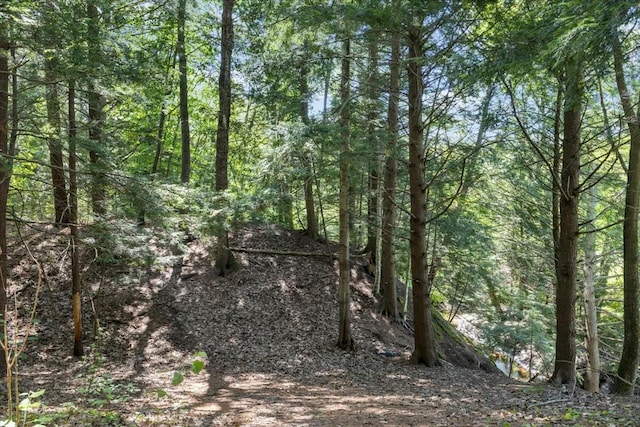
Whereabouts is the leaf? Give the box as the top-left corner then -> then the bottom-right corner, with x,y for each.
18,397 -> 41,411
172,371 -> 184,386
194,351 -> 207,358
30,389 -> 46,399
192,360 -> 204,374
156,389 -> 167,398
18,397 -> 30,411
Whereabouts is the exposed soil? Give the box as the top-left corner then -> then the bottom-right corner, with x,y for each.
8,223 -> 640,426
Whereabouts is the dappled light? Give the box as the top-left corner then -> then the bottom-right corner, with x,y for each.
3,0 -> 640,424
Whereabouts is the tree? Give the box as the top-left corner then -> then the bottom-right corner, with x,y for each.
298,46 -> 319,240
364,29 -> 381,263
488,0 -> 602,386
87,0 -> 106,217
550,56 -> 582,389
337,36 -> 354,351
68,80 -> 83,357
38,0 -> 71,226
178,0 -> 191,184
44,56 -> 70,225
214,0 -> 236,276
407,24 -> 439,367
582,182 -> 600,392
380,27 -> 400,319
0,27 -> 11,380
610,22 -> 640,396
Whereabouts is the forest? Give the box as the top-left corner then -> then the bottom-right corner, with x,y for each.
2,0 -> 640,425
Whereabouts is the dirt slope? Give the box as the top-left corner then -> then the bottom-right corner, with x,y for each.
12,223 -> 640,426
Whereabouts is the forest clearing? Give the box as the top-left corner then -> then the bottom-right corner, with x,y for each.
3,0 -> 640,426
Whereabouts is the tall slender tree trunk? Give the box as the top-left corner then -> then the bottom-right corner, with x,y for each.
68,81 -> 83,357
152,102 -> 167,177
582,182 -> 599,392
380,29 -> 400,319
141,45 -> 178,225
365,32 -> 381,267
407,27 -> 439,367
366,170 -> 378,253
178,0 -> 190,184
552,82 -> 562,282
303,177 -> 318,239
87,1 -> 105,217
9,46 -> 16,160
214,0 -> 236,276
0,33 -> 11,381
550,58 -> 582,388
611,30 -> 640,396
300,57 -> 318,239
87,88 -> 104,217
337,37 -> 354,351
44,57 -> 69,225
154,44 -> 178,176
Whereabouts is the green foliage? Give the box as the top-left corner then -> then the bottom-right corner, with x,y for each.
0,390 -> 122,427
158,351 -> 208,399
29,403 -> 125,426
192,351 -> 207,374
0,389 -> 46,427
171,371 -> 184,387
76,336 -> 138,408
4,0 -> 639,400
563,407 -> 580,421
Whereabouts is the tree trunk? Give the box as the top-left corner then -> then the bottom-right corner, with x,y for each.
407,27 -> 439,367
550,58 -> 582,388
138,100 -> 168,226
45,57 -> 70,225
552,83 -> 562,280
68,81 -> 83,357
365,33 -> 380,256
178,0 -> 190,184
366,169 -> 378,256
0,33 -> 11,381
380,29 -> 400,319
9,46 -> 17,159
87,0 -> 105,218
582,182 -> 599,392
611,30 -> 640,396
152,102 -> 166,177
300,57 -> 318,240
214,0 -> 236,276
337,37 -> 353,351
153,43 -> 178,177
303,177 -> 318,239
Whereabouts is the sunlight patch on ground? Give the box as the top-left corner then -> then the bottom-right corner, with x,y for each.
148,265 -> 175,288
278,279 -> 290,292
185,372 -> 432,425
386,373 -> 411,380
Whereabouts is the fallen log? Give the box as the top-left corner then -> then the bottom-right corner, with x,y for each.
229,247 -> 335,257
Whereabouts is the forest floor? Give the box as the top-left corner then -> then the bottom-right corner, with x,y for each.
8,222 -> 640,426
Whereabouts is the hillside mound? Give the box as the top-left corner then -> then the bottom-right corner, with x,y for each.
11,223 -> 640,426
